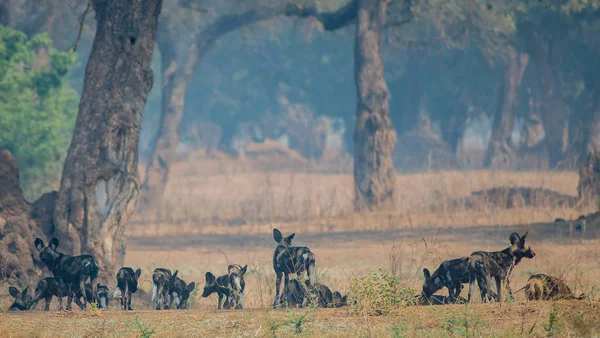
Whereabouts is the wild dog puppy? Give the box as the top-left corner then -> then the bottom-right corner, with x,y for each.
8,286 -> 31,311
333,291 -> 348,308
272,228 -> 316,307
423,257 -> 471,302
116,267 -> 141,310
227,264 -> 247,309
520,274 -> 584,301
278,278 -> 310,308
170,270 -> 195,309
30,277 -> 74,311
152,268 -> 174,310
96,284 -> 110,309
202,271 -> 232,310
34,238 -> 98,310
468,232 -> 536,303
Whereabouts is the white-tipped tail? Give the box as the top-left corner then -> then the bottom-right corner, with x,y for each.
100,297 -> 107,309
152,284 -> 158,303
113,287 -> 122,299
233,276 -> 242,292
308,264 -> 316,286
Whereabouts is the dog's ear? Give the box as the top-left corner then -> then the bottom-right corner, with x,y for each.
509,232 -> 520,245
187,282 -> 196,292
97,283 -> 101,290
21,286 -> 29,300
520,231 -> 529,243
284,233 -> 295,245
9,287 -> 20,299
241,265 -> 248,275
34,238 -> 44,252
334,291 -> 342,298
49,238 -> 59,250
135,269 -> 142,279
423,268 -> 431,280
227,265 -> 234,272
172,270 -> 178,279
205,272 -> 215,284
273,229 -> 283,243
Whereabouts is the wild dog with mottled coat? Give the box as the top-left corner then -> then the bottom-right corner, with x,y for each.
468,232 -> 536,303
278,278 -> 310,308
8,286 -> 32,311
202,271 -> 232,309
34,238 -> 98,310
170,270 -> 195,309
152,268 -> 174,310
272,229 -> 316,307
423,257 -> 479,302
416,293 -> 468,306
520,274 -> 584,301
227,264 -> 247,309
96,284 -> 110,309
116,267 -> 141,310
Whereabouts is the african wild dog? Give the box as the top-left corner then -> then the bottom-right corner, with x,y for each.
28,279 -> 109,311
416,293 -> 468,306
34,238 -> 98,310
170,270 -> 195,309
152,268 -> 174,310
468,232 -> 536,303
305,280 -> 333,308
116,267 -> 141,310
423,257 -> 481,303
227,264 -> 247,309
277,278 -> 310,308
333,291 -> 348,308
202,271 -> 233,310
518,274 -> 585,301
96,284 -> 110,309
8,286 -> 32,311
272,228 -> 316,307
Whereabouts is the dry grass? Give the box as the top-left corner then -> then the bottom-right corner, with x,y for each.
3,153 -> 600,337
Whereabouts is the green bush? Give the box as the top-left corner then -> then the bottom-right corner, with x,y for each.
0,25 -> 78,201
349,268 -> 416,316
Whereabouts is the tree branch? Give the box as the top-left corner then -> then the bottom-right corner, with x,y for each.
70,0 -> 91,52
285,0 -> 358,31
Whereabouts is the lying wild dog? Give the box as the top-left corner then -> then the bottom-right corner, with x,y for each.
333,291 -> 348,308
468,232 -> 535,303
34,238 -> 98,310
305,280 -> 333,308
423,257 -> 471,302
8,286 -> 32,311
272,228 -> 316,307
202,271 -> 233,310
170,270 -> 195,309
416,293 -> 468,306
227,264 -> 247,309
517,274 -> 585,301
152,268 -> 174,310
277,278 -> 310,308
116,267 -> 141,310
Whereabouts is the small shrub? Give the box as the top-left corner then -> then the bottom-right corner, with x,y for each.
442,310 -> 488,337
349,268 -> 416,316
135,315 -> 156,338
392,321 -> 409,338
542,307 -> 563,337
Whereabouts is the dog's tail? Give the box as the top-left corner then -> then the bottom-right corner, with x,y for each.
306,252 -> 316,286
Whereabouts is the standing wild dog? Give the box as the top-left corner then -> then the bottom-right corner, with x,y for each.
170,270 -> 196,309
519,274 -> 584,301
468,232 -> 536,303
96,284 -> 110,309
227,264 -> 247,309
116,267 -> 141,310
272,229 -> 316,307
152,268 -> 174,310
30,277 -> 83,311
423,257 -> 481,302
202,271 -> 233,310
34,238 -> 98,310
8,286 -> 32,311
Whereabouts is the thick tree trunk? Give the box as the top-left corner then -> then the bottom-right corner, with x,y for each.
140,5 -> 286,208
485,46 -> 529,169
529,33 -> 569,169
353,0 -> 396,212
53,0 -> 162,278
582,83 -> 600,158
578,151 -> 600,208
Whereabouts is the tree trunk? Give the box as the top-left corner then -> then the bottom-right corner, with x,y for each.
578,151 -> 600,208
140,6 -> 287,209
53,0 -> 162,278
400,51 -> 422,135
0,0 -> 9,26
353,0 -> 396,212
582,82 -> 600,159
529,33 -> 569,169
485,46 -> 529,169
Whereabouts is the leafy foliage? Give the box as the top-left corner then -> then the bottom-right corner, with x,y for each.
349,268 -> 416,316
0,25 -> 78,200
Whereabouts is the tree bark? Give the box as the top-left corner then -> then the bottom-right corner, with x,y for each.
53,0 -> 162,278
399,51 -> 422,135
353,0 -> 396,212
582,82 -> 600,158
485,46 -> 529,169
140,5 -> 287,209
529,33 -> 569,169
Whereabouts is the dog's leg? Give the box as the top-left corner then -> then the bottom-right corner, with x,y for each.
273,270 -> 283,307
79,280 -> 87,310
44,297 -> 51,311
